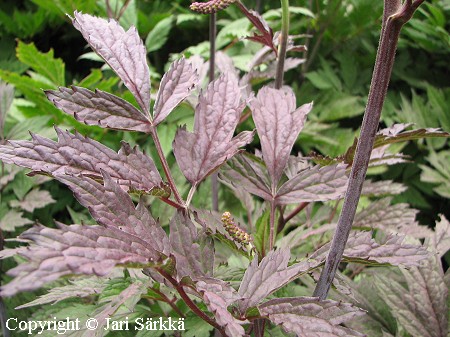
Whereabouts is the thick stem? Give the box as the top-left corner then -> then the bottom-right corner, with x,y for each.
150,127 -> 185,207
209,12 -> 219,212
274,0 -> 290,89
313,0 -> 425,300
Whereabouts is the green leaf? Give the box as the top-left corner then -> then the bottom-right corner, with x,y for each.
254,207 -> 271,256
145,16 -> 174,53
16,41 -> 65,86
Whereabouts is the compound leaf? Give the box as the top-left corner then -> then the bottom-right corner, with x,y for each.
169,210 -> 207,280
55,172 -> 170,256
375,255 -> 448,337
16,276 -> 108,309
72,11 -> 150,113
45,86 -> 151,132
219,153 -> 272,201
238,249 -> 317,312
173,74 -> 253,187
0,223 -> 162,296
153,58 -> 198,126
196,277 -> 246,337
430,215 -> 450,258
0,127 -> 162,193
353,198 -> 433,238
312,231 -> 428,266
276,163 -> 348,205
259,297 -> 365,336
250,86 -> 312,189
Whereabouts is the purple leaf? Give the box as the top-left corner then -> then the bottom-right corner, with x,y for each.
276,163 -> 348,204
72,12 -> 151,113
9,188 -> 55,212
0,223 -> 162,296
153,58 -> 198,126
238,249 -> 316,312
196,277 -> 246,337
237,4 -> 277,55
0,127 -> 162,193
169,210 -> 211,280
430,215 -> 450,258
354,197 -> 434,239
45,86 -> 151,132
173,74 -> 254,187
250,86 -> 312,189
55,172 -> 170,256
375,255 -> 448,337
311,231 -> 429,266
219,153 -> 272,201
259,297 -> 365,337
361,179 -> 407,196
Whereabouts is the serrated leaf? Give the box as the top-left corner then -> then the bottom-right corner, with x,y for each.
0,81 -> 14,134
0,127 -> 162,193
375,255 -> 448,337
72,11 -> 150,113
153,58 -> 198,126
238,249 -> 317,312
89,280 -> 148,337
259,297 -> 365,337
169,210 -> 210,280
276,164 -> 348,204
0,209 -> 32,231
430,215 -> 450,258
9,188 -> 55,212
312,231 -> 428,266
55,172 -> 170,256
353,198 -> 433,238
173,74 -> 254,187
45,86 -> 151,132
373,123 -> 449,148
16,40 -> 65,86
239,6 -> 276,54
196,277 -> 246,337
0,223 -> 163,296
361,180 -> 407,196
250,86 -> 312,189
219,153 -> 272,201
16,276 -> 108,309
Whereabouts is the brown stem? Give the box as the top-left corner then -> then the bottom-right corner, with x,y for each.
157,269 -> 226,335
268,199 -> 276,251
274,0 -> 289,90
313,0 -> 425,300
150,127 -> 185,207
117,0 -> 132,20
279,202 -> 309,232
147,287 -> 185,318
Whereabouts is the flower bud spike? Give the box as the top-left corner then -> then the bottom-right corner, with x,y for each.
190,0 -> 237,14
